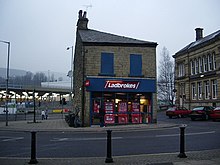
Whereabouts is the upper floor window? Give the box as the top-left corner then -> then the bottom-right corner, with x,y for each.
212,79 -> 217,99
195,59 -> 199,74
208,54 -> 213,71
203,55 -> 208,72
204,80 -> 210,99
213,52 -> 216,70
178,63 -> 185,77
197,82 -> 202,100
130,54 -> 142,77
190,60 -> 195,75
191,83 -> 196,100
198,57 -> 203,73
100,52 -> 114,76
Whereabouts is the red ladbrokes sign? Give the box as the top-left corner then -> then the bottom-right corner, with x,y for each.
104,81 -> 140,89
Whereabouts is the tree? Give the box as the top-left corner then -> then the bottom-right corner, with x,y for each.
157,47 -> 175,105
33,72 -> 47,86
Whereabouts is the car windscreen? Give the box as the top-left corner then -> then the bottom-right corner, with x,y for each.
214,107 -> 220,111
193,107 -> 204,111
167,107 -> 176,111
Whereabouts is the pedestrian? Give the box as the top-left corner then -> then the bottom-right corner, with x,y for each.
41,110 -> 45,120
45,109 -> 48,120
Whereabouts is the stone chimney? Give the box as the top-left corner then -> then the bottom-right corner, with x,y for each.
195,28 -> 203,41
77,10 -> 89,30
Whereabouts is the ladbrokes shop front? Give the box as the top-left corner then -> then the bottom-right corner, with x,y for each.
85,77 -> 156,125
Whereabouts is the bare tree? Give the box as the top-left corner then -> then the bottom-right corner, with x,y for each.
33,72 -> 47,86
157,47 -> 175,105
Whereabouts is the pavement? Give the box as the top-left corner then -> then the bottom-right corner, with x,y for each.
0,118 -> 220,165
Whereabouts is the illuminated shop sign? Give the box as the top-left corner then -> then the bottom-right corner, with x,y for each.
104,80 -> 140,89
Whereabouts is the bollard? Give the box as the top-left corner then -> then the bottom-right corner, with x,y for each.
105,130 -> 113,163
29,131 -> 38,164
178,124 -> 187,158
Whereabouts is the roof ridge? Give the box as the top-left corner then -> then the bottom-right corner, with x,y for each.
174,29 -> 220,56
78,28 -> 157,46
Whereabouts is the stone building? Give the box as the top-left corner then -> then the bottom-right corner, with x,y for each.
173,28 -> 220,109
73,10 -> 157,126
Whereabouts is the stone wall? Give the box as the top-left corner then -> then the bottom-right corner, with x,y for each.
73,35 -> 157,126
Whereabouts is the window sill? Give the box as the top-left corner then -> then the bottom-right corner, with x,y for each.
128,74 -> 144,77
98,73 -> 116,77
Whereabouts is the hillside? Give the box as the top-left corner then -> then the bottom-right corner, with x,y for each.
0,68 -> 69,81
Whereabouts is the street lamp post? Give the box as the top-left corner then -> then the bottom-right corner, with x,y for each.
67,46 -> 74,111
0,40 -> 10,126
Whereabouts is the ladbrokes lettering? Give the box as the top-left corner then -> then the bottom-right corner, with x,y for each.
104,81 -> 139,89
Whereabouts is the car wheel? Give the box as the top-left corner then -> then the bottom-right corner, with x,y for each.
191,117 -> 195,121
169,116 -> 172,119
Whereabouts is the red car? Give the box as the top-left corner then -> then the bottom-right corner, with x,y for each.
166,106 -> 191,119
190,106 -> 214,121
210,107 -> 220,121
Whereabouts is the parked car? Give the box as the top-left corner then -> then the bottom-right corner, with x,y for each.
210,107 -> 220,121
189,106 -> 214,121
166,106 -> 191,119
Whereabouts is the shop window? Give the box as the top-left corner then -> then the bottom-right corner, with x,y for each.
129,54 -> 143,77
91,92 -> 152,125
100,52 -> 114,76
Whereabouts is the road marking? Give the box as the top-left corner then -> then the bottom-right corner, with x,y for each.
0,136 -> 24,142
51,137 -> 123,142
156,131 -> 215,137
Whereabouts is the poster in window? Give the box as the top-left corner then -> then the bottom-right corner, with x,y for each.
104,102 -> 114,114
93,100 -> 100,113
132,102 -> 140,112
118,102 -> 127,113
104,114 -> 115,124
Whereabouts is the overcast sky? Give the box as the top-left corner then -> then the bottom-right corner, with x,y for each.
0,0 -> 219,74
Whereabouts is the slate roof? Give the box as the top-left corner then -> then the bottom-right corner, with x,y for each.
78,29 -> 157,47
174,29 -> 220,57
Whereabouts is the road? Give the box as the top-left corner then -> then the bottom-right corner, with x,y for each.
0,111 -> 219,158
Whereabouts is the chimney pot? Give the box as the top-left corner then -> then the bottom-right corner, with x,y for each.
77,10 -> 89,30
83,11 -> 87,18
78,10 -> 83,19
195,28 -> 203,41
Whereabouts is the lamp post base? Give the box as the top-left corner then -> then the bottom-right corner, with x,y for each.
178,153 -> 187,158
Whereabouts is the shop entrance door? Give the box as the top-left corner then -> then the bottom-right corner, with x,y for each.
91,97 -> 102,125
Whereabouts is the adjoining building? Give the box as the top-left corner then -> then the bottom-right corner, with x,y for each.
72,10 -> 157,126
173,28 -> 220,109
